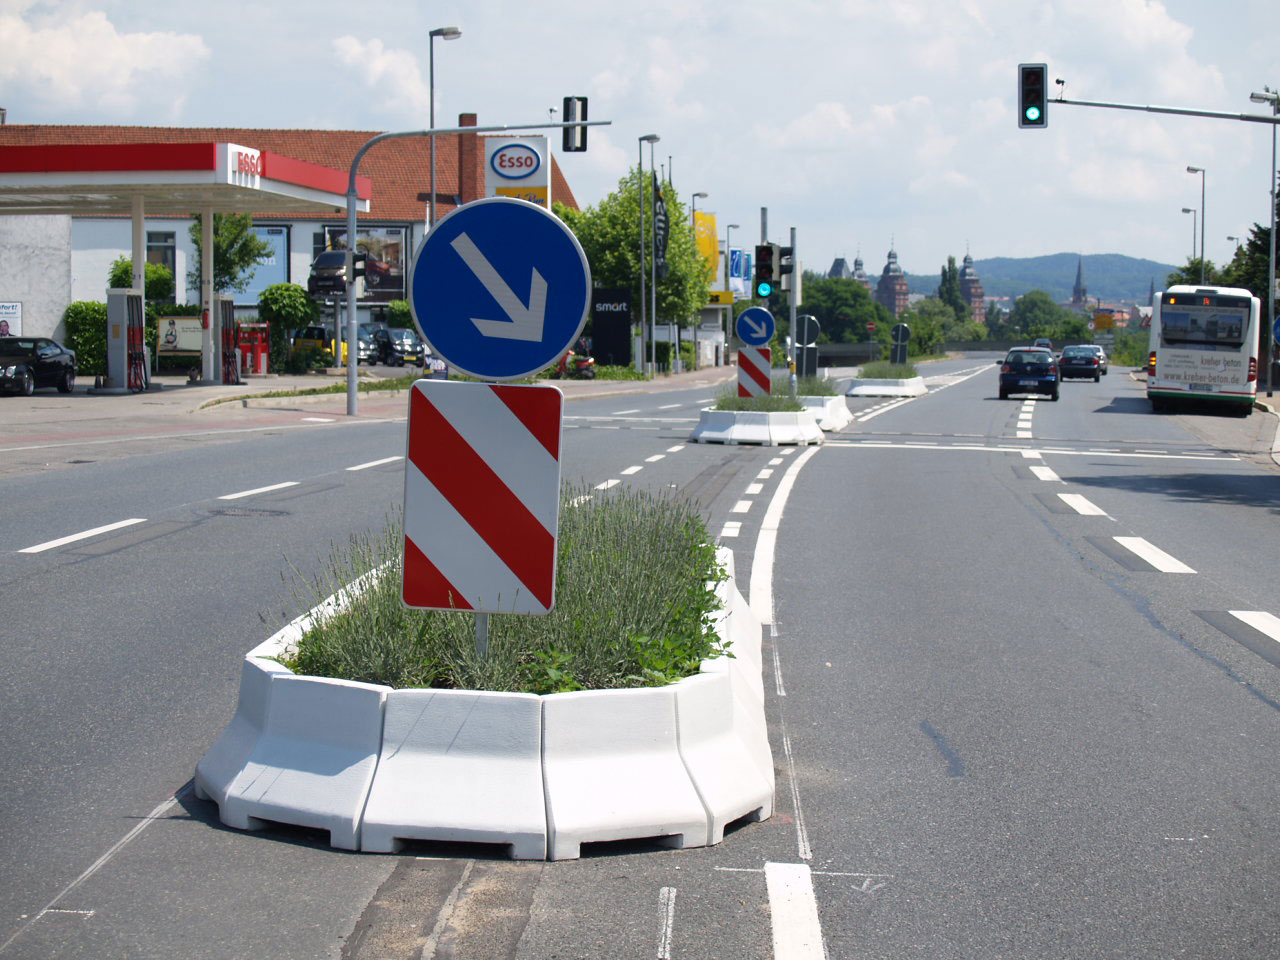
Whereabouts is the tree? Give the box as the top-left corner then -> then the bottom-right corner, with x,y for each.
936,256 -> 970,323
796,275 -> 882,343
556,168 -> 708,345
257,282 -> 319,370
107,255 -> 175,302
897,298 -> 954,355
1166,258 -> 1226,288
187,212 -> 273,295
1008,289 -> 1070,338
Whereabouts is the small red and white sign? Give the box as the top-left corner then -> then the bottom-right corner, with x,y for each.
738,346 -> 772,397
403,380 -> 562,615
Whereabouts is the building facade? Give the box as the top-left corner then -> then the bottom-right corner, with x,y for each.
875,247 -> 910,317
958,253 -> 985,324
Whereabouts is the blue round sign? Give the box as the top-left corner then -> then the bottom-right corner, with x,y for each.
1273,316 -> 1280,344
409,197 -> 591,381
736,306 -> 775,346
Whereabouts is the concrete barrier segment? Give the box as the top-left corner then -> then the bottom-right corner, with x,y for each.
360,689 -> 546,859
194,655 -> 290,807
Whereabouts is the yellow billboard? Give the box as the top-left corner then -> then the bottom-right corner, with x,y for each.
694,211 -> 718,281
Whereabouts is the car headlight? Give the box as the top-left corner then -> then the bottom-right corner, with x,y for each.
2,365 -> 15,376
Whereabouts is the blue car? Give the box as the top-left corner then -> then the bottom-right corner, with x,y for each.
998,347 -> 1059,400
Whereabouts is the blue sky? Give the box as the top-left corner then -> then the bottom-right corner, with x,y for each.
3,0 -> 1277,279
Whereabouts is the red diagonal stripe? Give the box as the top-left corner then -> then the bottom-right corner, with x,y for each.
403,535 -> 473,610
741,349 -> 771,392
409,386 -> 555,609
489,384 -> 561,460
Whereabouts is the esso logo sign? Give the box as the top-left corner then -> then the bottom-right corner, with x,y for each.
236,151 -> 261,176
490,144 -> 541,180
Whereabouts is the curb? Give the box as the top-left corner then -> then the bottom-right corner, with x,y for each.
194,547 -> 773,860
846,376 -> 927,398
689,408 -> 824,446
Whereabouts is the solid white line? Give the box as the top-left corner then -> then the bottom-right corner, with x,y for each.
732,500 -> 753,513
1059,493 -> 1107,516
218,481 -> 299,500
771,624 -> 786,696
656,886 -> 677,959
696,397 -> 714,403
1114,537 -> 1196,573
645,454 -> 665,463
1029,465 -> 1061,482
745,482 -> 764,495
750,445 -> 820,625
19,518 -> 148,554
346,456 -> 404,471
1229,610 -> 1280,642
621,465 -> 643,475
658,403 -> 683,410
719,522 -> 742,538
1021,449 -> 1042,459
613,408 -> 640,415
0,795 -> 178,954
765,863 -> 825,960
302,417 -> 335,423
594,478 -> 620,490
856,396 -> 915,421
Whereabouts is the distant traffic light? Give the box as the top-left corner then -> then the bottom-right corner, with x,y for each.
754,243 -> 778,298
778,245 -> 794,291
1018,63 -> 1048,129
351,250 -> 367,280
562,96 -> 588,152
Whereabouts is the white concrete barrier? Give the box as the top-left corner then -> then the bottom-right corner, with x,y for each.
360,689 -> 546,859
846,376 -> 927,397
690,408 -> 823,446
797,395 -> 854,431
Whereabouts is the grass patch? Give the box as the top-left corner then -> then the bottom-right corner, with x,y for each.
793,376 -> 837,396
281,486 -> 727,693
858,361 -> 918,379
713,388 -> 804,412
596,365 -> 647,380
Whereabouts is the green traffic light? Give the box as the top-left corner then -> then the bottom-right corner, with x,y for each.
756,281 -> 772,297
1024,105 -> 1041,122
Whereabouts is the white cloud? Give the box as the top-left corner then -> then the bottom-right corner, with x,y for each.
332,35 -> 430,117
0,4 -> 208,118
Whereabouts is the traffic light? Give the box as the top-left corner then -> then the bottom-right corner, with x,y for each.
754,243 -> 778,298
351,250 -> 367,280
778,245 -> 794,291
562,96 -> 588,152
1018,63 -> 1048,129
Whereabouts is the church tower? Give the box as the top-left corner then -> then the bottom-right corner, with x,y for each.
875,246 -> 910,317
1071,256 -> 1088,308
958,253 -> 985,324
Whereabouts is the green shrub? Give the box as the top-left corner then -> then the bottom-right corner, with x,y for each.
284,487 -> 726,692
258,283 -> 317,372
713,389 -> 804,412
794,376 -> 836,396
62,301 -> 108,376
653,339 -> 695,371
596,364 -> 646,380
386,299 -> 413,328
282,345 -> 333,374
859,360 -> 917,379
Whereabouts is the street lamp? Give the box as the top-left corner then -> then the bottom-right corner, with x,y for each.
646,137 -> 661,372
1187,165 -> 1206,282
1228,235 -> 1240,251
1181,207 -> 1197,264
1250,88 -> 1278,396
638,134 -> 659,375
428,26 -> 462,229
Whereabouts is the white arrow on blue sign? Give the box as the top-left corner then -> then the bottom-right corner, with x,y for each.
736,306 -> 775,346
409,197 -> 592,381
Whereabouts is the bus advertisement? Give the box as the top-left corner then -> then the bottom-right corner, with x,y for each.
1147,285 -> 1258,415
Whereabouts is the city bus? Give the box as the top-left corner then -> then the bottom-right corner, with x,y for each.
1147,284 -> 1259,415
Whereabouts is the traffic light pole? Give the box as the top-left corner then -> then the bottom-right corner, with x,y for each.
788,226 -> 798,397
1051,95 -> 1280,127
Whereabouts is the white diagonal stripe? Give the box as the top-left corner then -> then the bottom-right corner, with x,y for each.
1229,610 -> 1280,642
1059,493 -> 1107,515
415,382 -> 560,533
1114,537 -> 1196,573
1029,465 -> 1061,481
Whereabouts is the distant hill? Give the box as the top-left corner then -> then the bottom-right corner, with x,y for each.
903,253 -> 1177,304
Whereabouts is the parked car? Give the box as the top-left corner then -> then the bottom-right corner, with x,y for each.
998,346 -> 1059,400
292,325 -> 329,352
1058,345 -> 1103,381
0,336 -> 77,395
1081,344 -> 1108,374
372,326 -> 426,366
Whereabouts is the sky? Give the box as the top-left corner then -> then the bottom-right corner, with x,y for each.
3,0 -> 1278,281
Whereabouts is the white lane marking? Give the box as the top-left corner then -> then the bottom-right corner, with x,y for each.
1030,465 -> 1062,482
346,455 -> 404,472
745,483 -> 764,495
720,521 -> 742,538
302,417 -> 335,423
0,794 -> 179,955
856,396 -> 916,421
1229,610 -> 1280,642
779,448 -> 796,456
613,408 -> 640,415
1016,430 -> 1033,438
823,440 -> 1236,462
666,445 -> 686,453
645,454 -> 665,463
594,478 -> 620,490
1018,417 -> 1033,425
19,518 -> 147,554
751,445 -> 820,625
696,397 -> 714,403
765,863 -> 826,960
1021,449 -> 1042,459
732,500 -> 753,513
771,623 -> 786,696
656,886 -> 677,960
757,468 -> 775,479
218,481 -> 300,500
768,457 -> 784,465
658,403 -> 683,410
1114,536 -> 1196,573
621,465 -> 643,475
1058,493 -> 1108,516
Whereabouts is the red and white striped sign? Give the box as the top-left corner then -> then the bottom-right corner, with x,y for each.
402,380 -> 562,615
737,346 -> 772,397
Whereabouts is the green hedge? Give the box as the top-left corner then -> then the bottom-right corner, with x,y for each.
63,301 -> 108,376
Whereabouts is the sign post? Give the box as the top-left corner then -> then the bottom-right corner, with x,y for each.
406,197 -> 590,655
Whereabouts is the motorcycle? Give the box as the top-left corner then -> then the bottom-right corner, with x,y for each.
554,348 -> 596,379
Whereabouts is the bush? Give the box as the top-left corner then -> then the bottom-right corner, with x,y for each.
794,376 -> 836,396
62,301 -> 108,376
284,487 -> 726,692
653,339 -> 695,372
386,299 -> 413,328
108,256 -> 175,303
596,365 -> 647,380
282,345 -> 333,374
859,361 -> 917,379
258,283 -> 317,372
713,389 -> 804,412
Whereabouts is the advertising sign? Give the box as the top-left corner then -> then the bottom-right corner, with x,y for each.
0,301 -> 21,335
485,136 -> 550,208
323,226 -> 407,303
157,315 -> 203,353
694,211 -> 718,279
235,226 -> 289,305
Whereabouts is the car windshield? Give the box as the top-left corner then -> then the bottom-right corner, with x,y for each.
312,251 -> 346,268
0,338 -> 38,357
1062,348 -> 1090,357
1007,351 -> 1050,363
394,330 -> 417,342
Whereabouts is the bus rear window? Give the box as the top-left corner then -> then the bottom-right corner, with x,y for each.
1159,305 -> 1246,349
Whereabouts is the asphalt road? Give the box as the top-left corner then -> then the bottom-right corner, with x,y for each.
3,356 -> 1280,958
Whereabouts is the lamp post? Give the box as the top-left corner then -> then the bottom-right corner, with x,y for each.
1181,207 -> 1197,264
647,137 -> 661,372
1187,165 -> 1206,282
638,134 -> 659,375
1250,87 -> 1278,396
427,26 -> 461,230
1228,235 -> 1240,253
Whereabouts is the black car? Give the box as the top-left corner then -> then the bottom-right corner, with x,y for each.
998,347 -> 1059,400
307,250 -> 348,296
1058,345 -> 1103,381
0,336 -> 77,395
372,327 -> 426,366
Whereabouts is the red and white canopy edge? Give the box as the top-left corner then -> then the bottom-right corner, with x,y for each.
0,141 -> 372,378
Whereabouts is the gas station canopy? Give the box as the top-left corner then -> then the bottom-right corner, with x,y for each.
0,141 -> 370,215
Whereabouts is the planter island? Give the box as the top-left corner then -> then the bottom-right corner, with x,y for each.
690,408 -> 824,445
194,548 -> 774,860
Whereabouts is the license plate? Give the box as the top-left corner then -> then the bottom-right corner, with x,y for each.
1019,379 -> 1039,386
1187,382 -> 1216,392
